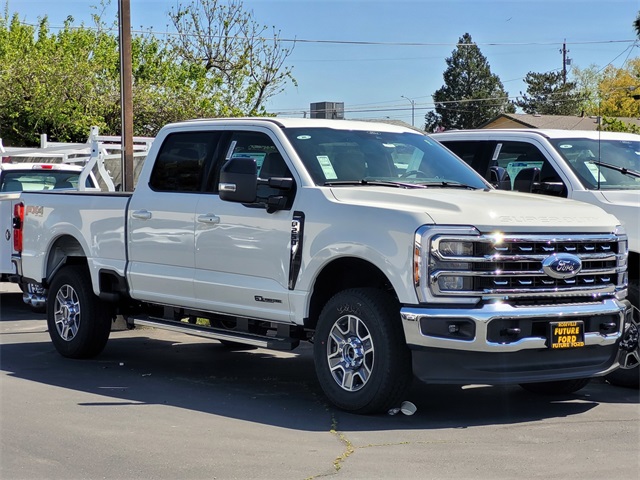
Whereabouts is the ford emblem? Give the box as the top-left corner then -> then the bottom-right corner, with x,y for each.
542,253 -> 582,279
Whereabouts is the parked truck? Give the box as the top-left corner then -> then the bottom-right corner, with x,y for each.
10,118 -> 637,413
431,128 -> 640,387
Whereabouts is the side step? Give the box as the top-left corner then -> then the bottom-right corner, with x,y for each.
126,315 -> 300,351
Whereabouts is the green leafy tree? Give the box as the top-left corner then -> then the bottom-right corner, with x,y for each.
516,71 -> 582,115
0,0 -> 296,146
571,64 -> 603,115
424,33 -> 514,131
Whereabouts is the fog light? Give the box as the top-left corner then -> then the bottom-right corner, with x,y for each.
438,275 -> 472,291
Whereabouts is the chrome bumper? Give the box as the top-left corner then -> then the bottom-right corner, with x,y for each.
401,298 -> 628,353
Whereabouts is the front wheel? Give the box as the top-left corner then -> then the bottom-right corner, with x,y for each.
47,265 -> 112,358
519,378 -> 590,395
313,288 -> 412,414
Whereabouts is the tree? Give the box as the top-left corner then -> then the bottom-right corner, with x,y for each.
0,14 -> 120,145
424,33 -> 514,132
597,59 -> 640,117
634,11 -> 640,38
0,0 -> 296,146
571,64 -> 604,115
516,71 -> 582,115
168,0 -> 296,116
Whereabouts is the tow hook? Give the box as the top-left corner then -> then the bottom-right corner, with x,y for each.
617,303 -> 639,370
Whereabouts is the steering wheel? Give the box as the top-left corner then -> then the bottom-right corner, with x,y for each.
400,170 -> 428,179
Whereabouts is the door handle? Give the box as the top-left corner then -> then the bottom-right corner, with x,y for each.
197,214 -> 220,225
131,210 -> 152,220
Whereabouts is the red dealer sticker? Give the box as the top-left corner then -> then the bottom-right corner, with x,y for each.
549,320 -> 585,349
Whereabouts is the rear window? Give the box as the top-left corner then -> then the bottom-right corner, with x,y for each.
0,170 -> 91,192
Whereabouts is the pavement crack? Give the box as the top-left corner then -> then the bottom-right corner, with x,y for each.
330,414 -> 355,472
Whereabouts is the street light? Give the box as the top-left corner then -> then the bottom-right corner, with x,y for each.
401,95 -> 415,127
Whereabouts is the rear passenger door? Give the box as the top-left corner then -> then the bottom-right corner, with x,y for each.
127,131 -> 220,306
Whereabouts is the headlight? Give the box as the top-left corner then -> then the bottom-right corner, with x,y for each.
439,240 -> 473,257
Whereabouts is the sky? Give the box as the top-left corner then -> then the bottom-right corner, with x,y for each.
8,0 -> 640,127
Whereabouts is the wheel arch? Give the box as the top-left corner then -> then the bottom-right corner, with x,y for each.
305,256 -> 398,330
43,234 -> 88,287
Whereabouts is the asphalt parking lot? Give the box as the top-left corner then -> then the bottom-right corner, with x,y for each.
1,285 -> 639,480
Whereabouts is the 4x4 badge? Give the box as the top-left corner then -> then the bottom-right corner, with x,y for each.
542,253 -> 582,279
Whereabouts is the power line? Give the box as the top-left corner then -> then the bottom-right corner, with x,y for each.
15,21 -> 637,49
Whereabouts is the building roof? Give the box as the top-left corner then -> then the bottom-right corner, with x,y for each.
480,113 -> 640,130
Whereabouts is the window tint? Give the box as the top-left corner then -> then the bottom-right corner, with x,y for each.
150,131 -> 219,192
438,140 -> 493,179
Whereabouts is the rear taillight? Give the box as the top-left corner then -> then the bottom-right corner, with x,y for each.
12,202 -> 24,252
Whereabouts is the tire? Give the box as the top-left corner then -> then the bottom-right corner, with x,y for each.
519,378 -> 591,395
313,288 -> 412,414
605,280 -> 639,388
46,265 -> 112,358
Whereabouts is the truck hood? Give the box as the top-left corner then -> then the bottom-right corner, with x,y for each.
329,187 -> 619,232
599,189 -> 640,207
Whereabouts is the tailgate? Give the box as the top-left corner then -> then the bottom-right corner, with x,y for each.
0,194 -> 20,276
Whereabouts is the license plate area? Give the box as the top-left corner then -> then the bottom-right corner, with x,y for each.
549,320 -> 585,349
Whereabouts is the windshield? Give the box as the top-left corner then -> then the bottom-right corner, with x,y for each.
282,127 -> 489,189
0,170 -> 91,192
549,137 -> 640,190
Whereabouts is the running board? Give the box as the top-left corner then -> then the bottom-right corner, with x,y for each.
127,316 -> 300,351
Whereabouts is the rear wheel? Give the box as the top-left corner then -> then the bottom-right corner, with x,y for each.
47,265 -> 112,358
519,378 -> 590,395
313,288 -> 412,414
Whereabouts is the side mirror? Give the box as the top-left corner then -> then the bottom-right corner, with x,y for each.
513,167 -> 541,193
489,166 -> 511,190
219,157 -> 257,203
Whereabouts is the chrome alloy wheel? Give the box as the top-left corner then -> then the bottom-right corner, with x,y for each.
326,314 -> 375,392
53,284 -> 81,342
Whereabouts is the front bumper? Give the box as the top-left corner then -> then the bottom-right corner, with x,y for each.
401,298 -> 631,384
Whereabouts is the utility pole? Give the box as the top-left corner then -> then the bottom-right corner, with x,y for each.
401,95 -> 416,127
560,39 -> 570,86
118,0 -> 134,191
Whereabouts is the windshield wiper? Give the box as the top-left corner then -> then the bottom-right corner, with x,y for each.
323,179 -> 427,189
589,161 -> 640,179
418,181 -> 483,190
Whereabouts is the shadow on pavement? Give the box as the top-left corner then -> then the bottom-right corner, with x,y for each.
2,290 -> 638,432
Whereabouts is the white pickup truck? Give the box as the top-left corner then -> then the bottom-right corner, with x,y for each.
432,129 -> 640,387
1,161 -> 100,309
10,118 -> 637,413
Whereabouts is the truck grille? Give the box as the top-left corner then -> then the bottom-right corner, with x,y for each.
428,233 -> 627,298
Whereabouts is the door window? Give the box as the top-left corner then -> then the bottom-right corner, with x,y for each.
149,131 -> 219,192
